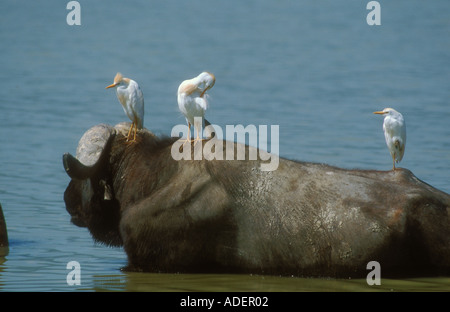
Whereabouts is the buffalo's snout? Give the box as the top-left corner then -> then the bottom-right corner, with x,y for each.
63,180 -> 87,227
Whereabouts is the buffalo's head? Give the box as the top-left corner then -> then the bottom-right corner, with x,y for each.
63,124 -> 122,246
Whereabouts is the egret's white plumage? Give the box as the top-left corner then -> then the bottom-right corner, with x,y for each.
177,72 -> 215,143
374,108 -> 406,170
106,72 -> 144,143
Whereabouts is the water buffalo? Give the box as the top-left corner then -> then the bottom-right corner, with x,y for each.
0,203 -> 8,256
63,123 -> 450,277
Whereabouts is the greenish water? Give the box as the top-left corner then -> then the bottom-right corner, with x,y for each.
91,272 -> 450,292
0,0 -> 449,292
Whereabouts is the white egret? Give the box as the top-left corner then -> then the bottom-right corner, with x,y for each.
373,108 -> 406,170
106,72 -> 144,143
177,72 -> 215,144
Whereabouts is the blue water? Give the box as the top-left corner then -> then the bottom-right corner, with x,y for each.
0,0 -> 449,291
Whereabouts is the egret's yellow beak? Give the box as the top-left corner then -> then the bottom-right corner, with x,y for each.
106,83 -> 118,89
373,111 -> 386,115
200,88 -> 208,98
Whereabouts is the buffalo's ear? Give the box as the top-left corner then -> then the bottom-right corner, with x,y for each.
63,153 -> 93,180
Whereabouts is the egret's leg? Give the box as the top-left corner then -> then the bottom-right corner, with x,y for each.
193,121 -> 204,145
177,123 -> 193,153
193,125 -> 200,145
126,122 -> 134,142
126,122 -> 140,144
392,155 -> 396,171
180,122 -> 192,145
188,122 -> 191,142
